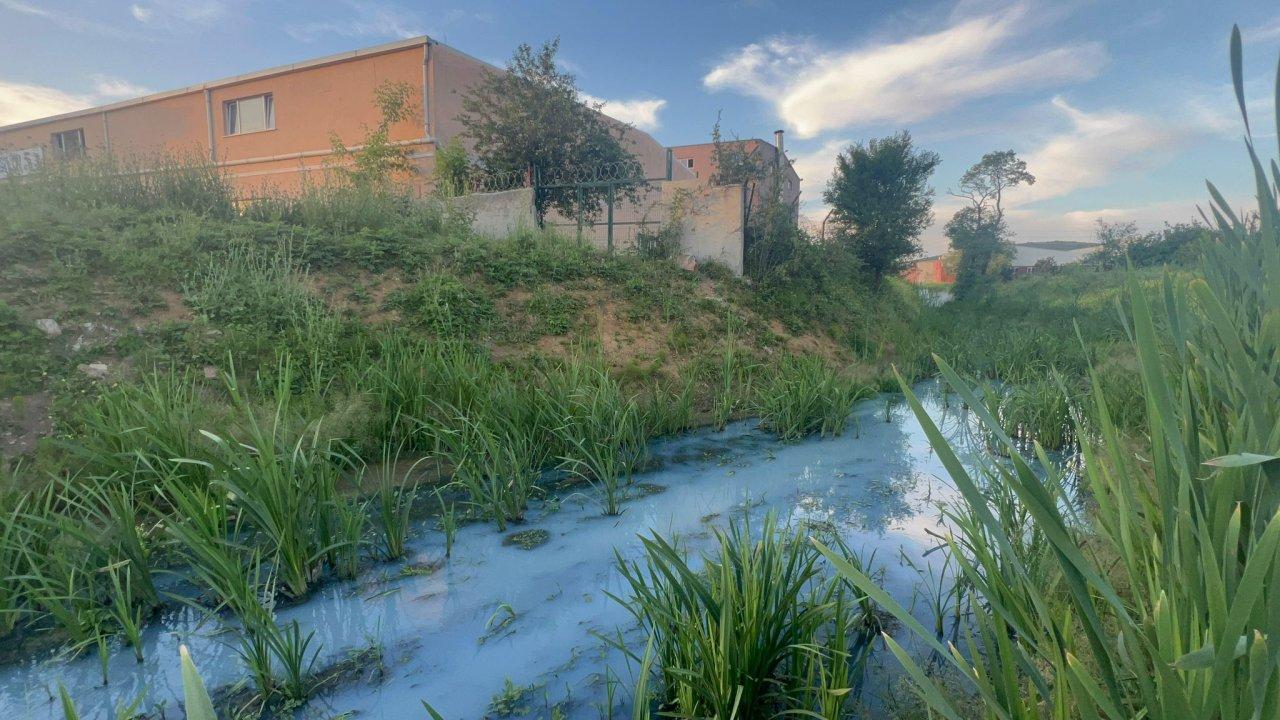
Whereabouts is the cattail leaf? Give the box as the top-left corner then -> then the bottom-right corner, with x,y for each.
1204,453 -> 1280,468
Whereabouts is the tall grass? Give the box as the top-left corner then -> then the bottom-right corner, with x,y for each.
754,355 -> 871,441
614,516 -> 880,719
822,27 -> 1280,720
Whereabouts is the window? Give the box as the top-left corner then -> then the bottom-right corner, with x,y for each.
224,93 -> 274,135
51,128 -> 85,158
682,158 -> 694,169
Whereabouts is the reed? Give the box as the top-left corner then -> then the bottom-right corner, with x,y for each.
820,28 -> 1280,720
370,445 -> 423,561
614,516 -> 879,719
754,355 -> 870,441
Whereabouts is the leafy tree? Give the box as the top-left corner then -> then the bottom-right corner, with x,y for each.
822,131 -> 941,281
947,150 -> 1034,301
707,117 -> 799,279
945,207 -> 1012,302
458,39 -> 640,219
1087,219 -> 1209,269
949,150 -> 1034,221
329,81 -> 419,189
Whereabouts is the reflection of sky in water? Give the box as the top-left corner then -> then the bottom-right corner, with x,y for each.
2,381 -> 1012,719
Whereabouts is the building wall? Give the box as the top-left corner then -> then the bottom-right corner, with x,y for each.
904,258 -> 955,284
0,37 -> 684,198
670,139 -> 800,209
0,40 -> 432,196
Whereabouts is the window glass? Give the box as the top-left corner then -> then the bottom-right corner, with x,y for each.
51,129 -> 85,157
224,94 -> 274,135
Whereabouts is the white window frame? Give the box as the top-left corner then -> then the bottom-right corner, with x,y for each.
223,93 -> 275,136
51,128 -> 85,158
682,158 -> 694,169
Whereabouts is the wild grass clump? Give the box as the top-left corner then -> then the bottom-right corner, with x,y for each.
615,516 -> 880,719
0,152 -> 235,217
386,273 -> 496,338
824,28 -> 1280,720
997,376 -> 1077,451
754,355 -> 871,441
546,360 -> 647,516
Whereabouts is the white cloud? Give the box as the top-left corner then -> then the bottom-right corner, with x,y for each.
579,93 -> 667,132
0,81 -> 89,126
0,76 -> 154,127
1251,16 -> 1280,42
789,137 -> 851,214
128,0 -> 225,28
1008,97 -> 1181,206
703,3 -> 1107,138
285,1 -> 424,42
91,76 -> 153,100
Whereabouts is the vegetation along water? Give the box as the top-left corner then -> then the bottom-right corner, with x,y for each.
0,22 -> 1275,720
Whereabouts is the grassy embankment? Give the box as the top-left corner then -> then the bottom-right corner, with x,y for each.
0,156 -> 926,713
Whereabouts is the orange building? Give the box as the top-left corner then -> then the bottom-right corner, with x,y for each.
669,131 -> 801,211
904,256 -> 955,284
0,37 -> 682,198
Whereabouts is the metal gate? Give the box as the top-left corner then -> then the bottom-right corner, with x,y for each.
534,153 -> 675,251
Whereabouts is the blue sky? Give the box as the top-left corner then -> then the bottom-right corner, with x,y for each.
1,0 -> 1277,253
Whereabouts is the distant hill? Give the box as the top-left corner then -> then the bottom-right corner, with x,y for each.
1018,240 -> 1100,251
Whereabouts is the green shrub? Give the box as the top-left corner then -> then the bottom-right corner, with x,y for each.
387,273 -> 495,338
526,289 -> 584,336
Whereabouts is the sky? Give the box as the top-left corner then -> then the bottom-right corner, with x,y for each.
1,0 -> 1278,253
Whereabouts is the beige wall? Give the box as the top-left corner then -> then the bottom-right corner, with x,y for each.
447,187 -> 537,238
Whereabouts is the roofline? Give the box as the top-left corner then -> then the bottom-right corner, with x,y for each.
0,35 -> 432,133
669,138 -> 772,150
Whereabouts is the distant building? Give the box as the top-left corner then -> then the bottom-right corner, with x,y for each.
1010,242 -> 1099,275
905,256 -> 954,284
669,131 -> 801,211
0,37 -> 687,197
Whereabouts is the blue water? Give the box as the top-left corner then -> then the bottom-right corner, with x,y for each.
2,383 -> 996,719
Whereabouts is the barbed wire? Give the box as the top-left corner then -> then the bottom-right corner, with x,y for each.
537,161 -> 645,186
464,169 -> 528,194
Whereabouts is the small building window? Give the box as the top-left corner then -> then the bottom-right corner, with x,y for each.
224,93 -> 274,135
51,128 -> 85,158
682,158 -> 694,169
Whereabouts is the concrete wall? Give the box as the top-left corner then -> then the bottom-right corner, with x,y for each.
658,179 -> 745,275
448,187 -> 537,238
447,179 -> 744,273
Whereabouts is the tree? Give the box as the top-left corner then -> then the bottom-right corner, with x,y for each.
707,116 -> 800,279
822,131 -> 941,281
947,150 -> 1034,301
458,39 -> 640,219
949,150 -> 1034,222
946,207 -> 1012,301
329,80 -> 419,189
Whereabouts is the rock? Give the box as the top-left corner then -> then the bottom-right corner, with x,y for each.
202,365 -> 219,380
77,362 -> 110,380
679,255 -> 699,272
35,319 -> 61,338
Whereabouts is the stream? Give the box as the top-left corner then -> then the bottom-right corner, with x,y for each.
2,382 -> 1002,719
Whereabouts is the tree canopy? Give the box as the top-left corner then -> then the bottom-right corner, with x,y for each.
458,39 -> 640,218
823,131 -> 941,281
947,150 -> 1034,301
